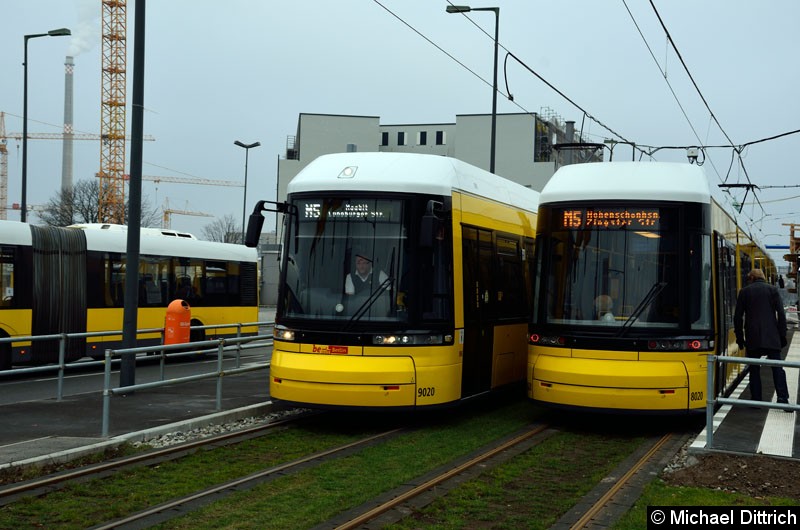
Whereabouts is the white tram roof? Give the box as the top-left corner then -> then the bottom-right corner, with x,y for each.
0,220 -> 256,262
287,152 -> 539,213
540,162 -> 711,205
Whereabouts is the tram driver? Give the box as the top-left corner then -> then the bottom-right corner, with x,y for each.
343,252 -> 391,317
594,294 -> 616,322
345,253 -> 388,296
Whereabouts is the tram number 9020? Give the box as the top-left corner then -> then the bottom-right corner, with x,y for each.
690,391 -> 704,402
418,387 -> 435,398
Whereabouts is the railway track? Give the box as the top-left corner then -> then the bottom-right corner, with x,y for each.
0,401 -> 693,529
324,423 -> 555,530
0,412 -> 317,507
92,428 -> 406,530
321,430 -> 690,530
556,432 -> 691,530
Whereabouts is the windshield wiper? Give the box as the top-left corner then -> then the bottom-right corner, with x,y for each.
342,276 -> 395,330
616,281 -> 667,337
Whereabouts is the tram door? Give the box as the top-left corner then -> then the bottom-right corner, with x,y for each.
461,226 -> 494,397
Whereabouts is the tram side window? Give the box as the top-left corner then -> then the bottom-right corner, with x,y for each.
739,252 -> 752,288
0,246 -> 14,307
689,234 -> 712,330
495,236 -> 526,319
718,240 -> 738,328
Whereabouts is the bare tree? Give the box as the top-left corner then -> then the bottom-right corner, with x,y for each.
38,179 -> 160,227
202,214 -> 242,243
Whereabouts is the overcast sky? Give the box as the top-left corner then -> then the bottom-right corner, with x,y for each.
2,0 -> 798,263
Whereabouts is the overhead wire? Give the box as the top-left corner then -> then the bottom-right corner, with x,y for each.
620,0 -> 704,148
373,0 -> 794,229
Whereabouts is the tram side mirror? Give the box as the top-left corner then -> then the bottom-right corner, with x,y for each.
245,200 -> 291,248
420,215 -> 436,248
419,200 -> 444,248
245,213 -> 265,248
244,201 -> 268,247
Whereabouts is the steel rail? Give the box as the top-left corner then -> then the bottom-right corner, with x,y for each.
569,433 -> 674,530
334,423 -> 550,530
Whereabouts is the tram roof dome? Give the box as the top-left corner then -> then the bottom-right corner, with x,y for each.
540,162 -> 711,205
287,152 -> 539,213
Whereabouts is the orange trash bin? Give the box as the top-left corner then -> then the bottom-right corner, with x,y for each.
164,299 -> 191,345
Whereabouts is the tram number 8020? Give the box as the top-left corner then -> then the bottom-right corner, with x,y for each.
690,391 -> 704,402
418,387 -> 435,398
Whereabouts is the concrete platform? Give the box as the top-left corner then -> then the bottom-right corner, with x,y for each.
0,365 -> 276,472
0,306 -> 279,471
691,331 -> 800,458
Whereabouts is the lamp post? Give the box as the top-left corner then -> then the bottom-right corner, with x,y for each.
446,5 -> 498,173
234,140 -> 260,242
21,27 -> 71,223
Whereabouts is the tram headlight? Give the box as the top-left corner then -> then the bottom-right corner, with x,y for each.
646,338 -> 710,351
529,333 -> 566,347
372,333 -> 447,345
273,326 -> 295,341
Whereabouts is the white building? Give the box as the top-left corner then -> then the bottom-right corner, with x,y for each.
276,111 -> 597,205
259,110 -> 596,305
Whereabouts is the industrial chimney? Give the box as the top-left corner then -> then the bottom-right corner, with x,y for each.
61,56 -> 74,192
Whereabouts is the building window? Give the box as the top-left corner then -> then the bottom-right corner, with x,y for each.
397,131 -> 406,146
417,131 -> 427,146
380,132 -> 389,146
435,131 -> 446,145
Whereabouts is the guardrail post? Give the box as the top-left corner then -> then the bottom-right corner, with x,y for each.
57,333 -> 67,401
102,349 -> 113,437
706,354 -> 716,449
216,340 -> 225,411
236,323 -> 243,369
159,329 -> 167,380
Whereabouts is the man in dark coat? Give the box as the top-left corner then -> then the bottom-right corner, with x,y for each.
734,268 -> 790,405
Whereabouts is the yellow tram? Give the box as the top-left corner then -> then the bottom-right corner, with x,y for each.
246,152 -> 539,409
527,162 -> 775,413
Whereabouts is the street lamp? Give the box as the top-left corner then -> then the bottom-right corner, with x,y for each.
21,27 -> 71,223
234,140 -> 261,242
446,5 -> 499,173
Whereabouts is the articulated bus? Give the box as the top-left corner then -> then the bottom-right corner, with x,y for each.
246,152 -> 539,409
528,162 -> 776,414
0,221 -> 258,369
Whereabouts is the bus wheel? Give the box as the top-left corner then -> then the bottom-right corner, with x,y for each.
0,337 -> 11,371
189,320 -> 206,343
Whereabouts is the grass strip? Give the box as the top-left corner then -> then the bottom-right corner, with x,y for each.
385,430 -> 641,529
0,397 -> 534,529
612,479 -> 800,529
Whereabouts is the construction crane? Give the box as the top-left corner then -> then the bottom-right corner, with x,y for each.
99,0 -> 127,224
142,175 -> 243,188
0,111 -> 154,221
0,112 -> 7,220
162,198 -> 212,229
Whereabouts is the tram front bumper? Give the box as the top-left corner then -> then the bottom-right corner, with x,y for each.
270,350 -> 417,408
531,355 -> 692,412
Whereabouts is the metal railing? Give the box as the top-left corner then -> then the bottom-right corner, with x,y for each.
705,354 -> 800,449
101,332 -> 273,437
0,320 -> 273,401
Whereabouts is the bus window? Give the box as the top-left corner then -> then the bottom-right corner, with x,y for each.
0,246 -> 14,307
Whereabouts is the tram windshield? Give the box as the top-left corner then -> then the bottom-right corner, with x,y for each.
538,205 -> 712,331
279,196 -> 452,324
